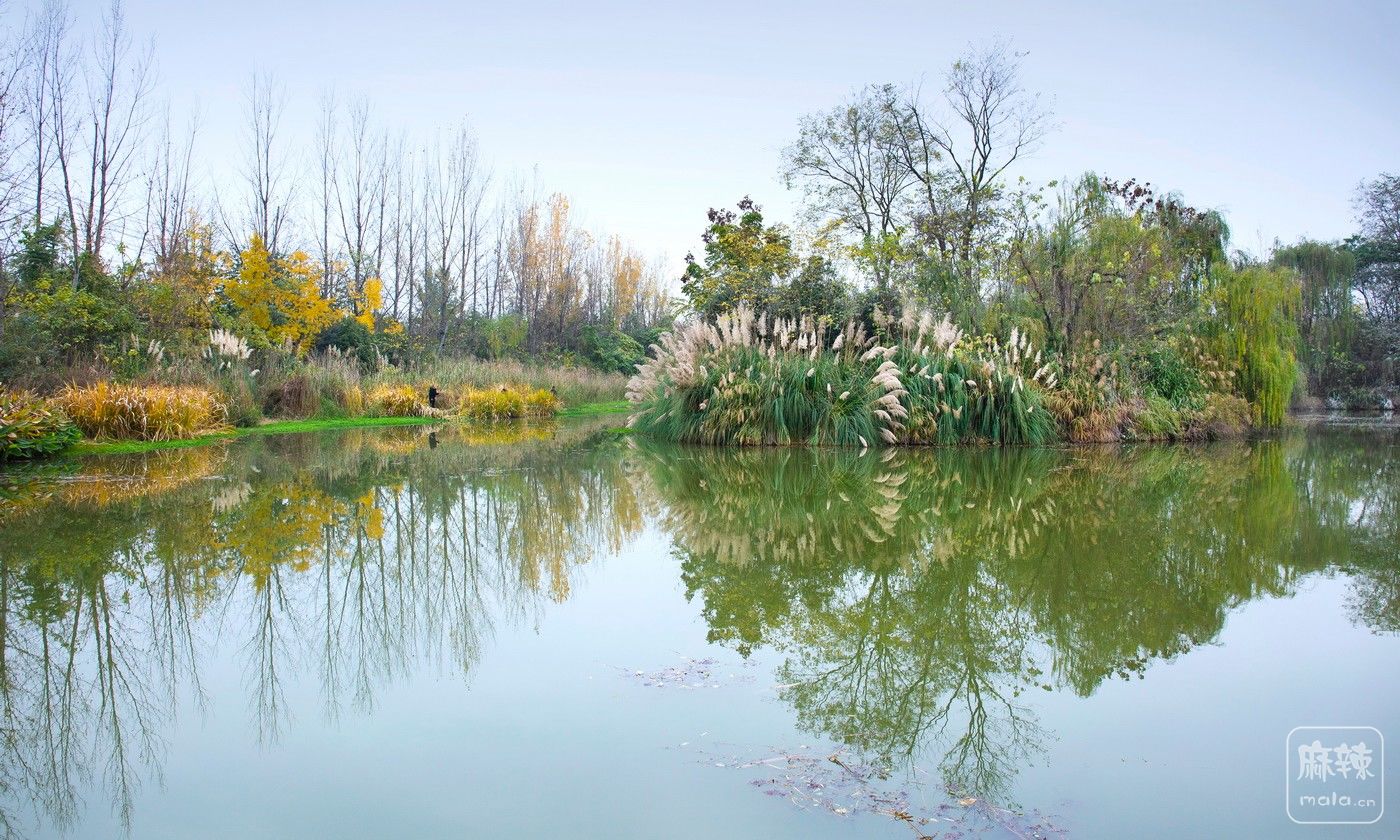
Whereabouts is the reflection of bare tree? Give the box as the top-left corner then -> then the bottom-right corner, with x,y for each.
0,418 -> 646,835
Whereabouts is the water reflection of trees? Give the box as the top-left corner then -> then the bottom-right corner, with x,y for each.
0,419 -> 643,836
0,420 -> 1394,834
640,430 -> 1400,801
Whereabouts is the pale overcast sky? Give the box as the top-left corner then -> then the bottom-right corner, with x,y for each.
88,0 -> 1400,269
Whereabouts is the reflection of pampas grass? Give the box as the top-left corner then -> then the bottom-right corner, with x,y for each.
56,447 -> 223,506
211,481 -> 253,514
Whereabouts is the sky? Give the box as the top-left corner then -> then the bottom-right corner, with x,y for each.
69,0 -> 1400,271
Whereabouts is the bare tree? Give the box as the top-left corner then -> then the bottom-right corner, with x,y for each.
897,42 -> 1050,276
314,90 -> 336,296
47,0 -> 154,284
143,104 -> 196,273
240,73 -> 288,253
780,84 -> 912,287
334,97 -> 385,310
22,0 -> 70,230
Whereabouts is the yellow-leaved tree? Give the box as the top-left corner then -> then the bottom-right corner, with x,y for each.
354,276 -> 383,330
226,234 -> 341,354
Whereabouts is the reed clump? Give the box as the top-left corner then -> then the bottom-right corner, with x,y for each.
55,382 -> 227,441
455,386 -> 561,419
387,357 -> 625,407
627,306 -> 1056,447
366,384 -> 425,417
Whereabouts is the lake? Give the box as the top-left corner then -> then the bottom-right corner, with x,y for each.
0,416 -> 1395,838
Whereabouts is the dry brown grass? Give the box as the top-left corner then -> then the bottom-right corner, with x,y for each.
55,382 -> 227,441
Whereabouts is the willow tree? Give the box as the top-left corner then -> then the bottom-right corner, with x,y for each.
1271,241 -> 1357,393
1210,263 -> 1300,427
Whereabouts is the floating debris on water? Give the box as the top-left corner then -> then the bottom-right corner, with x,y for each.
615,655 -> 756,689
688,743 -> 1065,839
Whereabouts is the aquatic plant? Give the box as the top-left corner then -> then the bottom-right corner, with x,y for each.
626,305 -> 1056,447
0,389 -> 80,459
55,382 -> 227,441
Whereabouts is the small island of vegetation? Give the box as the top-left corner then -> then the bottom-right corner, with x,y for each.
627,47 -> 1398,447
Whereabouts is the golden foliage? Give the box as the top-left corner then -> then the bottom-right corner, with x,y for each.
354,277 -> 384,331
455,386 -> 560,419
56,382 -> 227,441
366,384 -> 424,417
225,234 -> 340,354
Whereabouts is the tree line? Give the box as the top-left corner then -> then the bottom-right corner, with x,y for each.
681,42 -> 1398,411
0,0 -> 672,387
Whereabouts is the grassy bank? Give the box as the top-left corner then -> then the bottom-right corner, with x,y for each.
64,402 -> 632,457
558,400 -> 631,417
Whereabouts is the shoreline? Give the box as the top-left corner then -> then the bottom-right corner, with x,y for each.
44,405 -> 1396,459
64,402 -> 633,457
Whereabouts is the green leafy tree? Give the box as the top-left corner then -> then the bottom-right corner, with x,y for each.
1271,241 -> 1357,393
1210,263 -> 1300,426
681,197 -> 797,319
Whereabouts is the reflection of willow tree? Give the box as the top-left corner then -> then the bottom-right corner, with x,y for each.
642,434 -> 1398,801
0,418 -> 644,836
1288,425 -> 1400,632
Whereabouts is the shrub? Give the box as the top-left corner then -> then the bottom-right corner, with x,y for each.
55,382 -> 227,441
0,390 -> 80,459
217,372 -> 263,427
457,386 -> 560,419
1127,393 -> 1183,440
1181,393 -> 1253,441
262,371 -> 320,418
583,325 -> 646,374
314,317 -> 379,370
367,384 -> 424,417
1132,339 -> 1206,408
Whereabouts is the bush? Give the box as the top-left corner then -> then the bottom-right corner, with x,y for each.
217,372 -> 263,427
314,317 -> 379,370
55,382 -> 227,441
1127,393 -> 1183,440
1181,393 -> 1253,441
1132,340 -> 1206,408
0,390 -> 80,459
262,371 -> 320,418
456,386 -> 560,419
583,325 -> 646,374
367,384 -> 424,417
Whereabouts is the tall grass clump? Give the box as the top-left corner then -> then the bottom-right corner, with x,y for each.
0,390 -> 80,459
381,357 -> 625,406
366,384 -> 425,417
626,306 -> 1056,447
55,382 -> 227,441
456,386 -> 561,420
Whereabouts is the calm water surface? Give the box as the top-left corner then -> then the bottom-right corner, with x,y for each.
0,417 -> 1395,838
